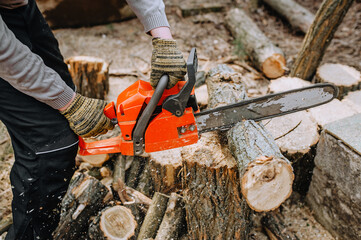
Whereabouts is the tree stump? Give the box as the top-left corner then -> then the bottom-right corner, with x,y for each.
290,0 -> 354,81
306,114 -> 361,239
316,63 -> 361,99
149,149 -> 183,194
88,205 -> 137,240
65,56 -> 110,99
53,172 -> 109,239
268,77 -> 312,93
226,8 -> 286,79
182,65 -> 293,239
262,0 -> 314,34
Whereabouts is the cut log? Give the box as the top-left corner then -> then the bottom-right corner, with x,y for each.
182,65 -> 293,239
262,111 -> 319,194
135,161 -> 155,197
125,156 -> 147,189
342,90 -> 361,113
65,56 -> 110,99
180,2 -> 225,17
262,211 -> 299,240
290,0 -> 354,81
307,99 -> 357,128
53,172 -> 109,239
155,193 -> 186,240
307,115 -> 361,239
137,192 -> 169,240
262,0 -> 314,34
315,63 -> 361,98
226,8 -> 286,79
77,153 -> 110,168
194,84 -> 209,109
88,205 -> 137,240
268,77 -> 312,93
149,149 -> 183,194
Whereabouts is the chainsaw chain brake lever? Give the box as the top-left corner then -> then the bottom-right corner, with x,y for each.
133,74 -> 169,155
162,47 -> 198,117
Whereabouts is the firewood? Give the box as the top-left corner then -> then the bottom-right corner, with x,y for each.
88,205 -> 137,240
262,111 -> 319,194
342,90 -> 361,113
316,63 -> 361,98
53,172 -> 109,239
155,193 -> 186,240
78,153 -> 110,168
226,8 -> 286,79
268,77 -> 311,93
137,192 -> 169,240
262,0 -> 314,34
262,211 -> 299,240
149,149 -> 183,193
307,99 -> 357,128
65,56 -> 110,99
136,161 -> 155,197
290,0 -> 354,81
307,115 -> 361,239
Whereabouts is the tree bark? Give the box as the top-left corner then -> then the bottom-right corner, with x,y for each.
290,0 -> 354,81
262,0 -> 314,34
316,63 -> 361,99
226,8 -> 286,79
65,56 -> 110,99
149,149 -> 183,194
53,172 -> 109,239
137,192 -> 169,240
88,205 -> 137,240
155,193 -> 186,240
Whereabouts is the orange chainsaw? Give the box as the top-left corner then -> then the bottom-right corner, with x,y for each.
78,48 -> 338,156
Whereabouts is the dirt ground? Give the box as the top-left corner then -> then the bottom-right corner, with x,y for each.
1,0 -> 360,239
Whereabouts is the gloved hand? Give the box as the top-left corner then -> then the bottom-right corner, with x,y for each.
60,94 -> 114,138
150,38 -> 187,89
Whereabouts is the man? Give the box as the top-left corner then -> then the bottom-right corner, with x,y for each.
0,0 -> 186,239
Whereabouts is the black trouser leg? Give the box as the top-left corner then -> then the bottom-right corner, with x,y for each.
0,0 -> 78,239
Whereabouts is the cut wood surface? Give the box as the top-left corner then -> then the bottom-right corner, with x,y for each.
268,76 -> 312,93
226,8 -> 286,79
65,56 -> 110,99
290,0 -> 354,80
53,172 -> 109,239
342,90 -> 361,113
149,149 -> 183,194
307,122 -> 361,239
262,111 -> 319,194
88,205 -> 137,240
316,63 -> 361,98
262,0 -> 314,33
307,99 -> 357,128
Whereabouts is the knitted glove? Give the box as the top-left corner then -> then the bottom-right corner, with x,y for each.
60,94 -> 114,138
150,38 -> 187,89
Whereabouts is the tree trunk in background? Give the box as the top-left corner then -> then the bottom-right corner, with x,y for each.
262,0 -> 314,34
65,56 -> 110,100
226,8 -> 286,79
290,0 -> 354,81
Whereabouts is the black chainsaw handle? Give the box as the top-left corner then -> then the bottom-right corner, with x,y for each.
162,47 -> 198,117
132,74 -> 169,155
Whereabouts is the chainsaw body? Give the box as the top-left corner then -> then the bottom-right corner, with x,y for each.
79,48 -> 200,156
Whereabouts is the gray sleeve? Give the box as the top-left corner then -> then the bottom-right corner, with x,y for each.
126,0 -> 170,32
0,15 -> 75,109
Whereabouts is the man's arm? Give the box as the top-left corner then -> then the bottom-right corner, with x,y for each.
0,15 -> 75,110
